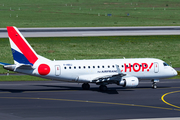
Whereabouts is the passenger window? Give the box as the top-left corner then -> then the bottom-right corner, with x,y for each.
79,66 -> 81,69
64,67 -> 66,69
93,66 -> 95,68
69,67 -> 71,69
88,66 -> 90,69
83,66 -> 86,69
122,65 -> 124,67
98,66 -> 100,68
112,65 -> 114,68
108,65 -> 110,68
74,66 -> 76,69
102,66 -> 104,68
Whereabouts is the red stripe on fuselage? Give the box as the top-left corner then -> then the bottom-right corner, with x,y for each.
7,26 -> 38,64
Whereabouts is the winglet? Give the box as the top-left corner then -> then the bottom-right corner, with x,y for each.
115,64 -> 122,74
115,64 -> 126,77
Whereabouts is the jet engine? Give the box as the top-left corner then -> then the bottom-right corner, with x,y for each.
118,76 -> 139,87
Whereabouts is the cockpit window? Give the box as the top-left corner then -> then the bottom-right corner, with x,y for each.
163,62 -> 169,66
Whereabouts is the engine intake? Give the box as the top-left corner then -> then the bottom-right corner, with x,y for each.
118,76 -> 139,87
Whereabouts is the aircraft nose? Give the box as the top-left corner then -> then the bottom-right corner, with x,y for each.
172,69 -> 178,76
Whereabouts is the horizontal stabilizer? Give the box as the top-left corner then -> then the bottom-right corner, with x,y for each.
0,62 -> 11,66
3,64 -> 34,71
16,64 -> 34,70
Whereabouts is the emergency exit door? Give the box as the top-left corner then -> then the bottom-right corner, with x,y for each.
154,62 -> 159,73
55,65 -> 61,76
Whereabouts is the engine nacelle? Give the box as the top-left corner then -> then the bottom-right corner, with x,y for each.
118,76 -> 139,87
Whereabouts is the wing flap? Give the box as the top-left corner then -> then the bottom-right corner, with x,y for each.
77,72 -> 125,83
77,73 -> 116,82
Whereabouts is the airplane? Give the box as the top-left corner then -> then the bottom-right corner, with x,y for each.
0,26 -> 178,91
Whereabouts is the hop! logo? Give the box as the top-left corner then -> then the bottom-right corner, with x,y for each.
124,63 -> 153,72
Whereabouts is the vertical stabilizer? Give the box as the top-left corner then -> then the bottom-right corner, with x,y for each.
7,26 -> 38,65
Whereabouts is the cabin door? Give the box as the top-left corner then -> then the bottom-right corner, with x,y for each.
55,65 -> 61,76
154,62 -> 159,73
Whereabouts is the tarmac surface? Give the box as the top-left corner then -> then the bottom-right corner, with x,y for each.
0,79 -> 180,120
1,26 -> 180,38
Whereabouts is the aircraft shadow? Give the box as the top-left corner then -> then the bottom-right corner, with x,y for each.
35,85 -> 136,94
0,84 -> 134,94
0,85 -> 171,94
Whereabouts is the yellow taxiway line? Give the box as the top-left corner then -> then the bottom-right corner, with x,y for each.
161,90 -> 180,109
0,96 -> 180,111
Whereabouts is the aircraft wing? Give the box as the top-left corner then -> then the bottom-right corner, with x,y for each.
78,64 -> 126,83
78,72 -> 125,83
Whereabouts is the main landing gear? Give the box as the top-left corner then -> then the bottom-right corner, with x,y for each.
82,83 -> 108,91
82,83 -> 90,90
99,85 -> 108,91
151,79 -> 159,89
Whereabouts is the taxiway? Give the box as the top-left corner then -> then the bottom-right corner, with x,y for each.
0,79 -> 180,120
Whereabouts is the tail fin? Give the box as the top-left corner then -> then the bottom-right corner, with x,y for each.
7,26 -> 38,65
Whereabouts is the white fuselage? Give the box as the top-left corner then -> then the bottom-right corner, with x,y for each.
17,58 -> 177,83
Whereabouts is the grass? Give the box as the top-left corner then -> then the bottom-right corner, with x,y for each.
0,35 -> 180,73
0,0 -> 180,27
0,35 -> 180,81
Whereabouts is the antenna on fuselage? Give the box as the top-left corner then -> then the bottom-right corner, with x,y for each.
170,62 -> 172,67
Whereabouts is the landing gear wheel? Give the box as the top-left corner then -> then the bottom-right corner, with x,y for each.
152,83 -> 157,89
152,84 -> 157,89
82,83 -> 90,90
151,79 -> 159,89
99,85 -> 108,91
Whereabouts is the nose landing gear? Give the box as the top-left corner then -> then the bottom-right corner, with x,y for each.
151,79 -> 159,89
